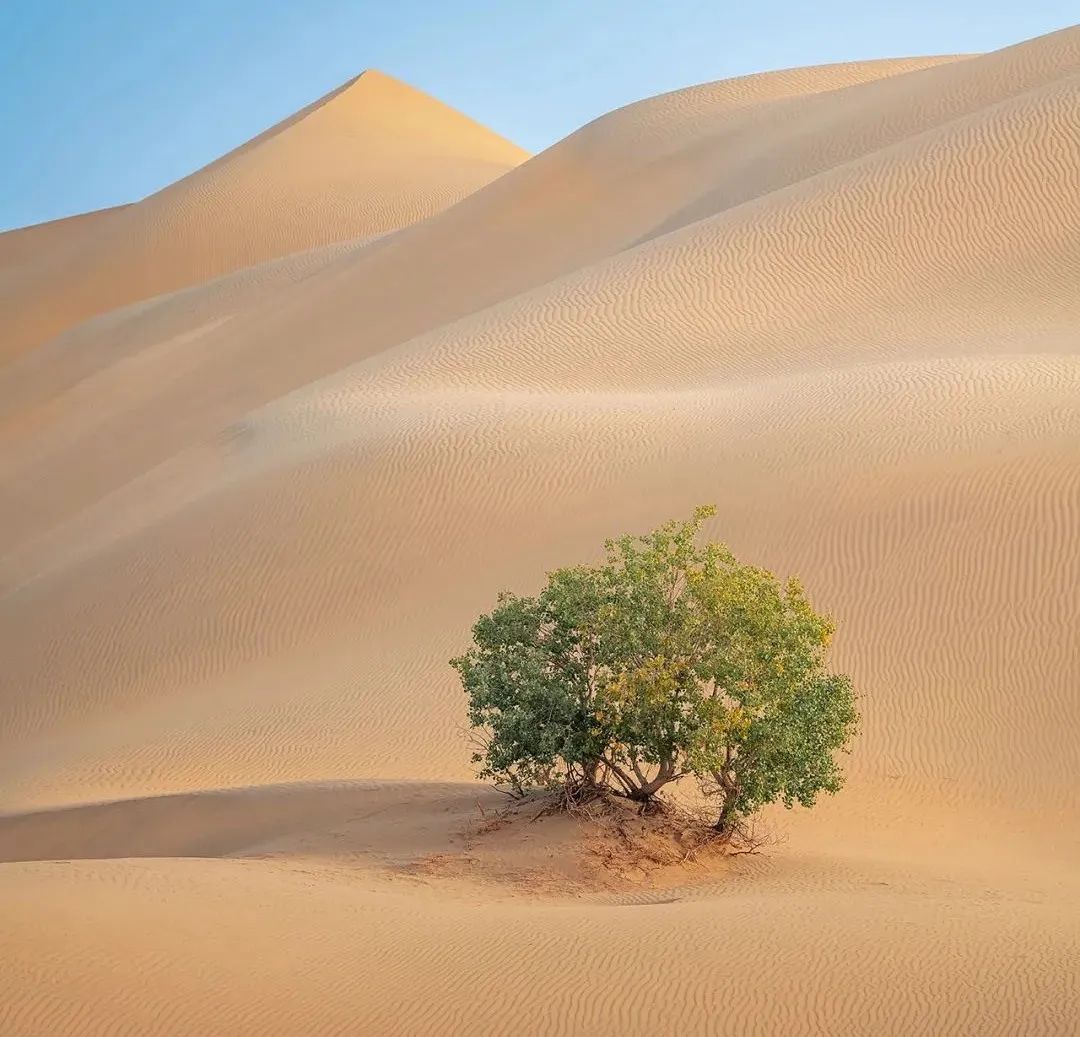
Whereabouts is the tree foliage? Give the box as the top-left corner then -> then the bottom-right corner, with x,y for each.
451,507 -> 858,834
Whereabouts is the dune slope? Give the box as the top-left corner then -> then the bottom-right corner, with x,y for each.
1,25 -> 1079,1037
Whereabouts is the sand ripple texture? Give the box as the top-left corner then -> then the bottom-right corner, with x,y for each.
1,25 -> 1079,1037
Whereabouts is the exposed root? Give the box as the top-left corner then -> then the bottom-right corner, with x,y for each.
464,785 -> 775,889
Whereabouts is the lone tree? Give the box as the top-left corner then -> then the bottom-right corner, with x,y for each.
451,507 -> 858,839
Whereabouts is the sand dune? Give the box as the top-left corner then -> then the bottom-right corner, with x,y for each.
1,39 -> 1074,555
5,853 -> 1074,1037
2,24 -> 1079,1037
0,70 -> 527,361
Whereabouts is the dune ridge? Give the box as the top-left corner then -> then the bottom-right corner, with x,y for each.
1,25 -> 1079,1037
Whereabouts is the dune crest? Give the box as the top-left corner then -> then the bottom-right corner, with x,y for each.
1,26 -> 1079,1037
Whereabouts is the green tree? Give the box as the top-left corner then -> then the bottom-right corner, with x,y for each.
451,507 -> 858,837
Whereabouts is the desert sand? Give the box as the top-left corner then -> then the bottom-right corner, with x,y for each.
1,25 -> 1079,1037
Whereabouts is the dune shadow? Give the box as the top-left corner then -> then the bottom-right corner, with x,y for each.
0,779 -> 494,866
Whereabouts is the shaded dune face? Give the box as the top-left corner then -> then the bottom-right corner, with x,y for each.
2,26 -> 1080,1037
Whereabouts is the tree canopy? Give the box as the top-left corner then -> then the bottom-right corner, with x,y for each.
451,507 -> 858,836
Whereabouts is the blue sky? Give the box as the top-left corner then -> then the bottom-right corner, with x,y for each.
1,1 -> 1075,231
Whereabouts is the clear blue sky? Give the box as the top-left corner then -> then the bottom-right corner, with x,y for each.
1,1 -> 1075,231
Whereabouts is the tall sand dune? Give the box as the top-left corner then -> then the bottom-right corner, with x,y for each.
0,70 -> 527,361
1,24 -> 1079,1037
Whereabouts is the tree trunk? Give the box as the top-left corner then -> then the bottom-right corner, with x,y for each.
711,758 -> 740,835
630,758 -> 677,801
713,791 -> 738,835
601,757 -> 638,797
